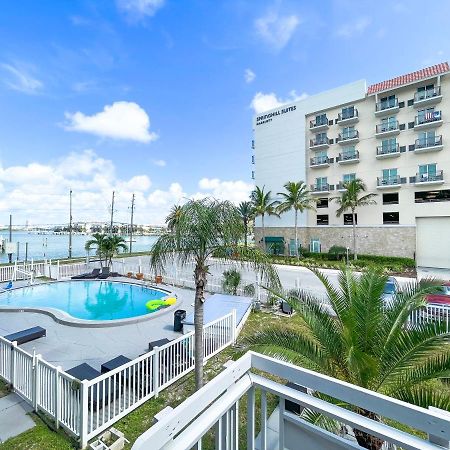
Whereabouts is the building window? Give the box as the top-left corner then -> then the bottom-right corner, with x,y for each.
341,106 -> 355,120
342,126 -> 355,139
382,168 -> 398,181
418,130 -> 436,147
315,113 -> 327,126
316,198 -> 328,208
380,116 -> 397,132
344,213 -> 357,225
380,95 -> 396,109
418,163 -> 437,180
383,212 -> 399,224
417,84 -> 435,100
415,189 -> 450,203
315,177 -> 328,190
382,193 -> 399,205
417,107 -> 436,124
317,214 -> 329,225
343,173 -> 356,183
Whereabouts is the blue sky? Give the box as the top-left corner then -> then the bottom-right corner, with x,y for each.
0,0 -> 448,225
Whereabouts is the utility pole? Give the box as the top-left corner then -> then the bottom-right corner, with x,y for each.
68,189 -> 73,259
110,191 -> 115,234
8,214 -> 12,263
129,193 -> 135,253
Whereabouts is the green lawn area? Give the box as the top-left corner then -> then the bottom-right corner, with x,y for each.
0,310 -> 290,450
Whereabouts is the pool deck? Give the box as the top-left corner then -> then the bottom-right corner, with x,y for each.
0,278 -> 196,371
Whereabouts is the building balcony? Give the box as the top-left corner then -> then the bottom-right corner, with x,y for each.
412,170 -> 444,186
414,135 -> 443,153
310,183 -> 330,194
376,176 -> 402,189
337,109 -> 359,125
376,143 -> 400,159
310,156 -> 330,168
337,130 -> 359,145
309,117 -> 329,131
414,111 -> 443,130
337,150 -> 360,164
375,121 -> 400,138
132,351 -> 450,450
414,86 -> 442,108
375,99 -> 399,117
309,137 -> 330,150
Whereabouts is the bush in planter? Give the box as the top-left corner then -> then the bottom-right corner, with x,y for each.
328,245 -> 349,261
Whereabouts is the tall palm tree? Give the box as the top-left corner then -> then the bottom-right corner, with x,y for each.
151,198 -> 279,389
85,233 -> 108,267
251,186 -> 279,253
103,235 -> 128,267
237,201 -> 254,248
246,268 -> 447,450
331,179 -> 377,260
165,204 -> 183,231
277,181 -> 315,258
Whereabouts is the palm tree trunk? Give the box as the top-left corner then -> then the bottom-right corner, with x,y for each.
244,219 -> 248,248
194,263 -> 206,390
261,214 -> 266,253
353,409 -> 384,450
352,209 -> 357,260
294,209 -> 299,259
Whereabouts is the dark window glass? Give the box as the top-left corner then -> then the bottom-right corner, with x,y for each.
383,193 -> 399,205
344,214 -> 357,225
415,189 -> 450,203
316,198 -> 328,208
383,212 -> 399,224
317,214 -> 329,225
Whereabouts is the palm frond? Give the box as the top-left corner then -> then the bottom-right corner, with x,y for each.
393,385 -> 450,411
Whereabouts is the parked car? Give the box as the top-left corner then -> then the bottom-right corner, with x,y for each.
382,277 -> 399,306
426,282 -> 450,306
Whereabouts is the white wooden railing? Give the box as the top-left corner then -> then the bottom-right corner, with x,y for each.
133,352 -> 450,450
0,311 -> 237,448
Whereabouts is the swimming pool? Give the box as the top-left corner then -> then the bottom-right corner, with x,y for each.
0,281 -> 172,322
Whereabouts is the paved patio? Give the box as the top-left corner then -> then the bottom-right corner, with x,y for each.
0,393 -> 35,443
0,281 -> 196,372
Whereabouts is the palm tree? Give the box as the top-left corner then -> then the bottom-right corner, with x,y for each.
166,205 -> 183,231
222,268 -> 242,295
331,179 -> 377,260
251,186 -> 279,253
237,201 -> 254,248
277,181 -> 315,258
246,268 -> 447,450
150,198 -> 279,389
85,233 -> 108,267
103,235 -> 128,267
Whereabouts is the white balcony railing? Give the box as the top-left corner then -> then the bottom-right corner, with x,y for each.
133,351 -> 450,450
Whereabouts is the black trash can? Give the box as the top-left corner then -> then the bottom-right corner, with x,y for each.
174,309 -> 186,332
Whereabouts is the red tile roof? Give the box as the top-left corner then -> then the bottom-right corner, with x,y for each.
367,62 -> 450,94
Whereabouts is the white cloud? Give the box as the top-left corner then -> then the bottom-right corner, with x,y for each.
0,151 -> 251,225
64,101 -> 158,143
152,159 -> 166,167
254,11 -> 300,50
116,0 -> 165,19
0,63 -> 43,94
244,68 -> 256,83
336,17 -> 371,39
250,89 -> 308,114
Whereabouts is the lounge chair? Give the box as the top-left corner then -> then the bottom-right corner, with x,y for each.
5,281 -> 12,290
97,267 -> 111,279
4,326 -> 46,345
148,338 -> 171,351
67,363 -> 119,410
71,268 -> 100,280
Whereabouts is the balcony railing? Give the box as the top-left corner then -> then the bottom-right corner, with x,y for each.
338,150 -> 359,162
337,181 -> 348,191
337,109 -> 358,122
415,110 -> 442,126
376,98 -> 398,112
413,170 -> 444,183
337,130 -> 359,142
309,137 -> 329,147
132,351 -> 450,450
414,86 -> 441,102
415,135 -> 443,149
376,143 -> 399,156
376,121 -> 399,133
310,183 -> 329,192
310,155 -> 329,166
377,176 -> 401,186
310,117 -> 328,128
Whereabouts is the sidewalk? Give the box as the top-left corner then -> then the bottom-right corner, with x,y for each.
0,393 -> 34,443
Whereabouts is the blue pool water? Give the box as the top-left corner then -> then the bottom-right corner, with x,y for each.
0,281 -> 170,321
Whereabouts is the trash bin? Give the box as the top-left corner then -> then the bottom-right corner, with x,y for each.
174,309 -> 186,332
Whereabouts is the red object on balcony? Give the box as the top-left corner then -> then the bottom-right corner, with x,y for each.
426,294 -> 450,306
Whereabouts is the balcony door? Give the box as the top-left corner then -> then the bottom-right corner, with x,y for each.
418,130 -> 435,147
341,106 -> 354,120
382,168 -> 397,183
381,116 -> 397,131
417,84 -> 435,100
418,163 -> 437,181
380,95 -> 396,109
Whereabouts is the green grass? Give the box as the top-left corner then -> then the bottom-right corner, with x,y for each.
0,380 -> 10,399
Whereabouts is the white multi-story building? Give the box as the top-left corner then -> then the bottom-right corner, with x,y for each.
252,62 -> 450,269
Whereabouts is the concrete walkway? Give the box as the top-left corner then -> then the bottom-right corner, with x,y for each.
0,393 -> 34,443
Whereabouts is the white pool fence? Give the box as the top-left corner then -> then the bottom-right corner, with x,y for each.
0,310 -> 237,448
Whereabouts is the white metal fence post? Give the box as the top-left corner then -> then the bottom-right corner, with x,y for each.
10,341 -> 17,386
57,260 -> 60,280
32,352 -> 41,410
54,366 -> 61,429
80,380 -> 89,449
231,309 -> 237,344
153,347 -> 160,398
